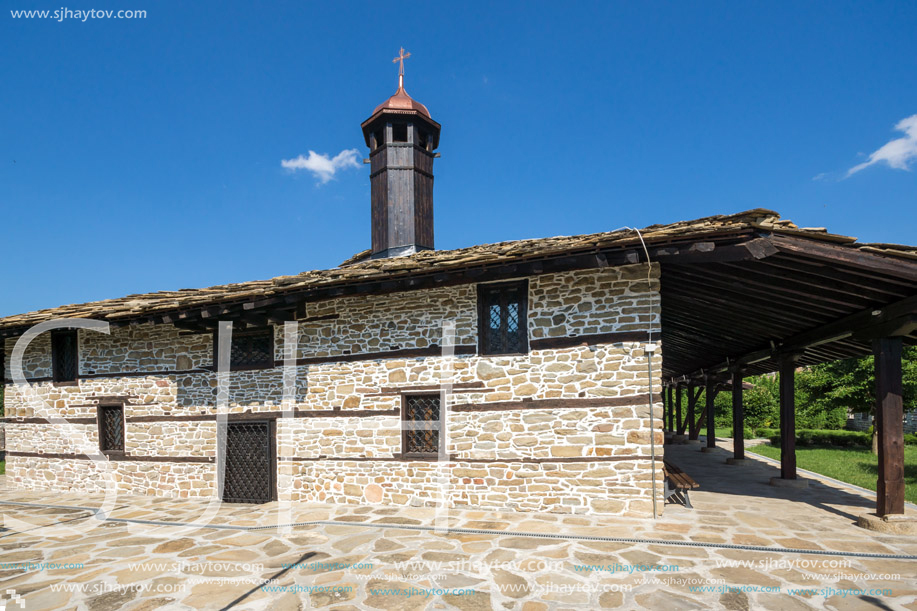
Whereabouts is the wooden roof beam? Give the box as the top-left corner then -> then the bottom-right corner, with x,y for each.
769,234 -> 917,282
756,257 -> 909,299
712,263 -> 881,310
665,280 -> 833,324
853,314 -> 917,342
693,294 -> 917,377
650,237 -> 778,264
173,320 -> 215,332
266,308 -> 298,324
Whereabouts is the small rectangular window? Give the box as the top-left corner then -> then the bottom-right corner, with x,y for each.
417,129 -> 428,150
374,129 -> 385,149
51,329 -> 79,383
392,123 -> 408,142
403,394 -> 441,458
215,327 -> 274,370
478,281 -> 529,355
98,404 -> 125,453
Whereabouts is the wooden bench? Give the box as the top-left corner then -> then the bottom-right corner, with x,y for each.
663,460 -> 699,508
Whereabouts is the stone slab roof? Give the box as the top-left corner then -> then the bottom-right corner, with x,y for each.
1,208 -> 914,332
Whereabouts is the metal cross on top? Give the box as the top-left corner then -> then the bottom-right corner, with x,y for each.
393,47 -> 411,88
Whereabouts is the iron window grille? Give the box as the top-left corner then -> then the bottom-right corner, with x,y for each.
98,404 -> 124,453
220,420 -> 276,504
402,394 -> 441,459
51,329 -> 79,383
214,327 -> 274,371
477,280 -> 529,355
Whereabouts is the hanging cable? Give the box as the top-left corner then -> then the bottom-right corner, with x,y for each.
613,226 -> 660,518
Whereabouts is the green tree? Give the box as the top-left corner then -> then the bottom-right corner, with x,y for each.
796,346 -> 917,417
686,348 -> 916,441
796,347 -> 917,452
709,375 -> 779,435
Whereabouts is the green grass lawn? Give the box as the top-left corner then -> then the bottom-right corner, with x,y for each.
713,427 -> 774,439
678,427 -> 740,438
748,444 -> 917,504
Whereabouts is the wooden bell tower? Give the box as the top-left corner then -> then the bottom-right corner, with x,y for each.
361,49 -> 441,259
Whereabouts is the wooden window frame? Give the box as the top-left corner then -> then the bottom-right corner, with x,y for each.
416,128 -> 429,151
392,122 -> 409,143
401,392 -> 442,460
51,329 -> 79,385
97,402 -> 125,455
477,280 -> 529,356
213,326 -> 275,371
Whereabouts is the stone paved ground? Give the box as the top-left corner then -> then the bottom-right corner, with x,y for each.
0,442 -> 915,611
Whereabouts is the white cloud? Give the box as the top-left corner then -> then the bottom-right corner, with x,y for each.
281,149 -> 360,183
846,114 -> 917,177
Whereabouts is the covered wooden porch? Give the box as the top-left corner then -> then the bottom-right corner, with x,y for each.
657,228 -> 916,526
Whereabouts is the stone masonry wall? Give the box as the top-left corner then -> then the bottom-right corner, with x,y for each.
282,458 -> 655,516
3,264 -> 664,516
5,455 -> 215,498
5,422 -> 99,455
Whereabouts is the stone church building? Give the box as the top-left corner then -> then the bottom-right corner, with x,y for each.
2,69 -> 915,520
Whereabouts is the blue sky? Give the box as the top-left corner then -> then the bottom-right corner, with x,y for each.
2,1 -> 915,317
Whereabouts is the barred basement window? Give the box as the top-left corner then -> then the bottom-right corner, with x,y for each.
402,394 -> 441,458
477,280 -> 528,355
216,327 -> 274,371
51,329 -> 79,383
98,404 -> 124,453
221,420 -> 276,503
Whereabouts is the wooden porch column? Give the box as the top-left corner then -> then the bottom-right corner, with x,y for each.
705,376 -> 716,450
779,354 -> 798,480
662,384 -> 669,432
728,370 -> 745,463
873,337 -> 905,517
770,354 -> 808,487
675,385 -> 683,434
686,383 -> 697,440
667,384 -> 674,431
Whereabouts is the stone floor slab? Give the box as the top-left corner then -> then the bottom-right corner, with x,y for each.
0,443 -> 915,610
